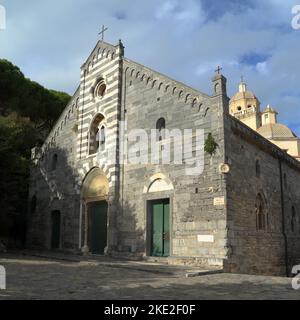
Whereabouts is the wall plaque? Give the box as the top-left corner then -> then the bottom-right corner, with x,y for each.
214,196 -> 225,206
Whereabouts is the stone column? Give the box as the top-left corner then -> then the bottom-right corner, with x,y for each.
106,196 -> 118,255
81,200 -> 89,255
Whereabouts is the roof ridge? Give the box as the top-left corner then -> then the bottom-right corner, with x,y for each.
123,58 -> 210,98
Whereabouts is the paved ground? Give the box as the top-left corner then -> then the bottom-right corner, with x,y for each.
0,253 -> 299,300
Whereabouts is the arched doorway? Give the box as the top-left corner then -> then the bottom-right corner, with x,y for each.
81,168 -> 109,254
144,174 -> 174,257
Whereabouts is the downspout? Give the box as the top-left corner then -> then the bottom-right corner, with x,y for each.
279,159 -> 289,277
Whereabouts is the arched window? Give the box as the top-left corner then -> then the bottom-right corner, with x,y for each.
51,154 -> 58,171
291,206 -> 296,233
255,193 -> 267,231
30,195 -> 37,214
156,118 -> 166,141
214,83 -> 220,93
89,114 -> 105,155
256,159 -> 261,178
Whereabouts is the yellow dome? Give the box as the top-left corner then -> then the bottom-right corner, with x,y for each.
230,90 -> 259,103
257,123 -> 297,139
229,81 -> 260,104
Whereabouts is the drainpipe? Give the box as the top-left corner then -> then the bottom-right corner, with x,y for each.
279,159 -> 289,277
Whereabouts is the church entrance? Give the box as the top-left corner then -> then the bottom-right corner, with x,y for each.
81,168 -> 110,255
51,210 -> 61,249
88,201 -> 108,254
150,199 -> 170,257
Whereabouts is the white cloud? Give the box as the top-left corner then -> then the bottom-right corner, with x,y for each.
0,0 -> 299,136
256,62 -> 268,75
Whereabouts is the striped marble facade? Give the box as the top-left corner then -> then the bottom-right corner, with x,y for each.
76,40 -> 124,189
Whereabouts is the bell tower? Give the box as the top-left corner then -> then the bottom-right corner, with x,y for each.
261,105 -> 278,125
229,78 -> 261,131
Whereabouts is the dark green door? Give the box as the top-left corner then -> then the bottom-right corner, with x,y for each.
51,211 -> 61,249
151,199 -> 170,257
89,201 -> 108,254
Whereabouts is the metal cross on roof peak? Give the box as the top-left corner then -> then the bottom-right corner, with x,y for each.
99,25 -> 108,42
215,66 -> 222,74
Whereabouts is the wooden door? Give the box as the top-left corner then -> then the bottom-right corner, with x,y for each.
89,201 -> 108,254
151,200 -> 170,257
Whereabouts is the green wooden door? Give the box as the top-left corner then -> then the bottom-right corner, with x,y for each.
51,211 -> 61,249
163,202 -> 170,257
151,200 -> 170,257
90,201 -> 108,254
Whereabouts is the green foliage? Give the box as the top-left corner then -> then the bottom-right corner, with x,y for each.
204,133 -> 218,155
0,59 -> 71,134
0,59 -> 71,244
0,115 -> 37,236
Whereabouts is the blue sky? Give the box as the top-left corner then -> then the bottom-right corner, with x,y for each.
0,0 -> 300,135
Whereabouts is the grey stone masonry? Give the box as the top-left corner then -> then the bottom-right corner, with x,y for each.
27,40 -> 300,276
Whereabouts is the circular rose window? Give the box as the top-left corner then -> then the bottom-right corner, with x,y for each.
94,80 -> 106,99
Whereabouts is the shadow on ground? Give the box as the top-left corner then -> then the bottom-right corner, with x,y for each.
0,254 -> 298,300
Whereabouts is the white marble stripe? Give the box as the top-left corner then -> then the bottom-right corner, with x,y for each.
81,57 -> 118,76
80,90 -> 119,105
83,66 -> 120,84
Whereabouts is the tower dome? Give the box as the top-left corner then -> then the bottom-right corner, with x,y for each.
257,123 -> 297,140
229,78 -> 261,131
229,79 -> 260,111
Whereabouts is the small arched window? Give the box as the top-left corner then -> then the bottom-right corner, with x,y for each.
30,195 -> 37,214
89,114 -> 105,155
156,118 -> 166,141
256,159 -> 261,178
214,83 -> 220,93
51,154 -> 58,171
255,193 -> 267,231
291,206 -> 296,233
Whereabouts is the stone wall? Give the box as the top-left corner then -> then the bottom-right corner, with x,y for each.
224,115 -> 300,276
114,60 -> 229,267
27,89 -> 80,251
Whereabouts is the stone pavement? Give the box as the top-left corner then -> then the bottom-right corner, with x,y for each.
0,253 -> 299,300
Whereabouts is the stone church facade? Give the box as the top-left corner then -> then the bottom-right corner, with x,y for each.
27,40 -> 300,276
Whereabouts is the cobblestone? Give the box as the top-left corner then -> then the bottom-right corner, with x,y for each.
0,253 -> 299,300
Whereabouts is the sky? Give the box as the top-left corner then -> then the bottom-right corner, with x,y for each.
0,0 -> 300,135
